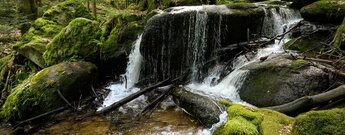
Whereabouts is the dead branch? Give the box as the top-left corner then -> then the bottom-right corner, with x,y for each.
13,106 -> 67,129
265,85 -> 345,114
140,85 -> 174,115
97,78 -> 172,114
259,21 -> 303,47
56,89 -> 76,110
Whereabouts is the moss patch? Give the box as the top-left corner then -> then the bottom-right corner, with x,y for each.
43,18 -> 101,66
291,59 -> 308,70
333,18 -> 345,50
42,0 -> 92,26
292,108 -> 345,135
214,104 -> 294,135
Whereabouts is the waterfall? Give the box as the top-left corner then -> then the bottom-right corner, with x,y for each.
187,7 -> 302,105
98,35 -> 144,111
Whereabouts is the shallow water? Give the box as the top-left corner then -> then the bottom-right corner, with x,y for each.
32,106 -> 202,135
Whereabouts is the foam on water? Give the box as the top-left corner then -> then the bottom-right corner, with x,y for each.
98,35 -> 144,111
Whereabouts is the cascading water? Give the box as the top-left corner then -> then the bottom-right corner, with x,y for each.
187,7 -> 302,105
98,3 -> 303,135
98,35 -> 144,111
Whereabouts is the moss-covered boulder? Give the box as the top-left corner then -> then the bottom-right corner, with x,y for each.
333,18 -> 345,50
292,108 -> 345,135
43,18 -> 101,66
0,61 -> 97,120
214,103 -> 294,135
282,0 -> 318,8
172,87 -> 224,127
42,0 -> 92,26
13,0 -> 92,68
238,57 -> 332,107
301,0 -> 345,24
284,29 -> 335,52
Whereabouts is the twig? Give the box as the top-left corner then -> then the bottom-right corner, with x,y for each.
56,89 -> 76,110
13,106 -> 67,129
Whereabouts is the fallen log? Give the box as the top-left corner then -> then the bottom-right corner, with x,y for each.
97,78 -> 172,114
265,85 -> 345,114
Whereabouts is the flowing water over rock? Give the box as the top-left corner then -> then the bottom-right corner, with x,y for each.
98,3 -> 303,134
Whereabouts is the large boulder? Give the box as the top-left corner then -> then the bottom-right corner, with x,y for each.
333,18 -> 345,50
238,57 -> 333,107
301,0 -> 345,24
43,18 -> 101,66
0,61 -> 97,120
172,87 -> 224,127
292,108 -> 345,135
140,4 -> 268,84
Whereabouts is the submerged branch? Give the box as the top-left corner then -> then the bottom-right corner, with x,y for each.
97,78 -> 172,114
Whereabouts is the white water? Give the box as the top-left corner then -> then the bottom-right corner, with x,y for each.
98,35 -> 144,111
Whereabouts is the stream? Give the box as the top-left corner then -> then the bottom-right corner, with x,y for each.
0,2 -> 305,135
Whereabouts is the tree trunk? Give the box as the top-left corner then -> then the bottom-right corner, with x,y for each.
92,0 -> 96,19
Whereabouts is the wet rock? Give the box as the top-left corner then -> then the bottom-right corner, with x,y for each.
140,4 -> 266,83
238,57 -> 333,107
172,87 -> 224,127
300,0 -> 345,24
0,61 -> 97,120
43,18 -> 101,66
284,29 -> 335,52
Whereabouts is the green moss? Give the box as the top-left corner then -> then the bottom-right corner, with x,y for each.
43,18 -> 101,66
218,117 -> 260,135
43,0 -> 92,26
333,18 -> 345,50
284,30 -> 334,52
292,108 -> 345,135
0,72 -> 55,120
14,36 -> 48,68
291,59 -> 308,70
0,61 -> 97,120
214,104 -> 294,135
100,10 -> 144,62
301,0 -> 345,24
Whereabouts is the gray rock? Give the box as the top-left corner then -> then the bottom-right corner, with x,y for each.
172,86 -> 224,127
239,57 -> 333,107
